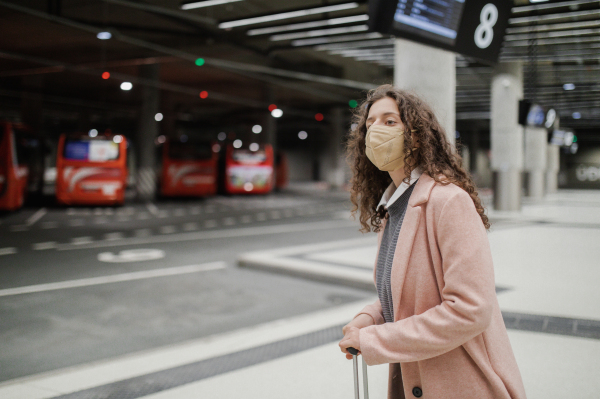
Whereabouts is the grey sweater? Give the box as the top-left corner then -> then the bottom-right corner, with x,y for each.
375,180 -> 418,323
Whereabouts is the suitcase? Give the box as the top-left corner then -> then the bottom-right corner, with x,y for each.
348,347 -> 369,399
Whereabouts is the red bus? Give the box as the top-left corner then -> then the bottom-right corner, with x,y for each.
160,139 -> 218,197
225,143 -> 274,194
0,122 -> 29,211
56,132 -> 128,205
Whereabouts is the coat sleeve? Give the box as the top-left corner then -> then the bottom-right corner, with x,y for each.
358,189 -> 496,365
354,299 -> 385,325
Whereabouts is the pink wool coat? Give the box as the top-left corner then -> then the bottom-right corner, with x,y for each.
355,173 -> 526,399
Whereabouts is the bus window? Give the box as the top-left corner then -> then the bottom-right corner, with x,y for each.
160,139 -> 218,197
55,133 -> 128,206
225,144 -> 274,194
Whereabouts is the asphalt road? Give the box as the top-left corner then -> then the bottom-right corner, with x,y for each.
0,189 -> 373,382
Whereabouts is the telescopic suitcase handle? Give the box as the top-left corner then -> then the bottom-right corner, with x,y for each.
347,348 -> 369,399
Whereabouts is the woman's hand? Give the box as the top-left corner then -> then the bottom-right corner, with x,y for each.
342,314 -> 374,335
339,326 -> 361,360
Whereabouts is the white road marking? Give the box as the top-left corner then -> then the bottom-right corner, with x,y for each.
223,217 -> 236,226
240,215 -> 252,223
189,206 -> 201,215
160,225 -> 176,234
204,220 -> 217,228
69,219 -> 85,227
270,210 -> 281,219
56,219 -> 356,251
71,236 -> 93,245
173,208 -> 185,217
0,247 -> 17,256
134,228 -> 152,237
256,212 -> 267,221
33,242 -> 57,250
26,208 -> 47,226
116,216 -> 131,222
0,262 -> 227,297
9,225 -> 28,232
146,202 -> 160,216
67,208 -> 76,215
94,217 -> 108,224
104,232 -> 124,241
98,249 -> 165,263
183,222 -> 198,231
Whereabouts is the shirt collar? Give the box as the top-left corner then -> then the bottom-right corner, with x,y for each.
377,167 -> 423,211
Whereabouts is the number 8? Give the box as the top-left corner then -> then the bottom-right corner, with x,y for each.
474,4 -> 498,49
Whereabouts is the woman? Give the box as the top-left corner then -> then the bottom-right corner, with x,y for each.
338,85 -> 526,399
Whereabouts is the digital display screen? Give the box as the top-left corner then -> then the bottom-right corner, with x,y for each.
64,140 -> 119,162
393,0 -> 465,45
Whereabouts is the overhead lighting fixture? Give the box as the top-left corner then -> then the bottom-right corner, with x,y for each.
97,31 -> 112,40
218,2 -> 359,29
314,38 -> 395,51
120,82 -> 133,91
572,112 -> 581,119
563,83 -> 576,90
270,25 -> 368,41
292,32 -> 382,47
529,0 -> 549,3
246,15 -> 368,36
181,0 -> 243,10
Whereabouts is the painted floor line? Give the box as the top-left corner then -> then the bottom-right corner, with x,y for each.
26,208 -> 47,226
56,219 -> 356,251
0,262 -> 227,297
0,247 -> 17,256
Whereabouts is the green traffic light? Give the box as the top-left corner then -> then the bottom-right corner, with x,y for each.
195,58 -> 205,66
573,136 -> 577,143
349,100 -> 358,108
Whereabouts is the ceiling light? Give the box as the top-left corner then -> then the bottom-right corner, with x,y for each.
270,25 -> 368,41
120,82 -> 133,91
247,15 -> 368,36
563,83 -> 576,90
292,32 -> 383,47
218,3 -> 359,29
181,0 -> 243,10
314,38 -> 395,51
572,112 -> 581,119
88,129 -> 98,137
97,31 -> 112,40
298,131 -> 308,140
529,0 -> 549,3
155,113 -> 164,121
249,143 -> 259,151
233,139 -> 243,148
252,125 -> 262,134
271,109 -> 283,118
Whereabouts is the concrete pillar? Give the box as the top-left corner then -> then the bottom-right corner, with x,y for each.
524,127 -> 547,199
136,63 -> 160,202
546,144 -> 560,193
491,61 -> 524,211
394,38 -> 456,147
321,107 -> 347,188
264,87 -> 277,154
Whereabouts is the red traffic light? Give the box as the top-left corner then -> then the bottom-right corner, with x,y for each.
268,104 -> 277,112
315,113 -> 324,122
200,91 -> 208,99
101,71 -> 110,79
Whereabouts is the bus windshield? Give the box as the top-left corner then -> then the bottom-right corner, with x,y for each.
64,139 -> 120,162
168,142 -> 213,160
232,150 -> 266,164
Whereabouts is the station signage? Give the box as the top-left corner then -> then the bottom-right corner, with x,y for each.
368,0 -> 512,64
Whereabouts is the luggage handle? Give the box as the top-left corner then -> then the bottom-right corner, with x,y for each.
347,347 -> 369,399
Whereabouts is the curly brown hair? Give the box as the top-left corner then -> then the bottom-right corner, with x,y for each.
346,84 -> 490,233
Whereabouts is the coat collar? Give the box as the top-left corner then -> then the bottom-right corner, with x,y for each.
408,172 -> 437,207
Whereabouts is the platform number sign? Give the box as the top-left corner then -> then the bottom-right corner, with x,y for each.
368,0 -> 511,64
475,4 -> 498,49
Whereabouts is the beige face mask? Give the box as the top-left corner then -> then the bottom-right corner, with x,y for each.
365,124 -> 412,171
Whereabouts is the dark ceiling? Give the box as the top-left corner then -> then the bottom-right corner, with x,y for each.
0,0 -> 599,138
